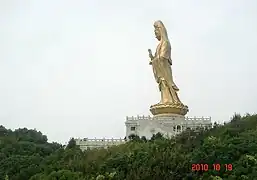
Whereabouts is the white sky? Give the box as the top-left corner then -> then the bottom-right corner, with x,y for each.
1,0 -> 257,144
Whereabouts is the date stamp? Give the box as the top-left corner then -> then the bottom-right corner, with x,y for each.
191,163 -> 233,171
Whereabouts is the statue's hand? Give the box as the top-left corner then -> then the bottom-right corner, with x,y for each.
148,49 -> 154,60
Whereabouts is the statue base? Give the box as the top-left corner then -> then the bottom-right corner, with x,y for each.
150,103 -> 189,116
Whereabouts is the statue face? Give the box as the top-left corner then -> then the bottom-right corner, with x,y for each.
154,28 -> 161,41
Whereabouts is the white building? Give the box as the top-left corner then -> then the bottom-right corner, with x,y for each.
125,115 -> 212,139
75,138 -> 126,151
75,115 -> 212,150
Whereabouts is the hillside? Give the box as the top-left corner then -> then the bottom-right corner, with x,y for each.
1,113 -> 257,180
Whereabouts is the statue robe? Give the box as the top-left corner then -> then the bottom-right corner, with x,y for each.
152,40 -> 179,93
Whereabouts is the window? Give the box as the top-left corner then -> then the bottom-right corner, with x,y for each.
177,125 -> 181,132
131,127 -> 136,131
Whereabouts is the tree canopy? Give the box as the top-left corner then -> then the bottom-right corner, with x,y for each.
0,113 -> 257,180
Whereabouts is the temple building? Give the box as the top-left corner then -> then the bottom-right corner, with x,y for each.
74,115 -> 212,151
125,115 -> 212,139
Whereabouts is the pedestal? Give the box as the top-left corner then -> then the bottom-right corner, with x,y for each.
150,103 -> 189,116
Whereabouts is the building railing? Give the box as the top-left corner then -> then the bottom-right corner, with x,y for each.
75,138 -> 126,144
126,115 -> 211,121
185,117 -> 211,121
126,115 -> 152,121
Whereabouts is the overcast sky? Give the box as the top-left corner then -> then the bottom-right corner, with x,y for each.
1,0 -> 257,144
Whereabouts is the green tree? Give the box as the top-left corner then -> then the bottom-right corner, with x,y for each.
66,138 -> 77,149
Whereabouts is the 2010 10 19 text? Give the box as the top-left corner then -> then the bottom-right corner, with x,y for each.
191,163 -> 233,171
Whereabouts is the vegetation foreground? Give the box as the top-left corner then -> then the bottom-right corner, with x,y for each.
0,113 -> 257,180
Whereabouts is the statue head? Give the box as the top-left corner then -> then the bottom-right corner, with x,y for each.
154,20 -> 169,41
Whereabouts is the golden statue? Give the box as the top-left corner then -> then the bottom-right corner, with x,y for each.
148,20 -> 188,116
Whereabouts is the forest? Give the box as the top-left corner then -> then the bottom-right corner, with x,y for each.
0,113 -> 257,180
